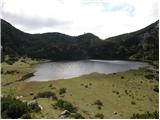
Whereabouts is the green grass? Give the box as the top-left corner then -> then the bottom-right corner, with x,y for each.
1,59 -> 159,119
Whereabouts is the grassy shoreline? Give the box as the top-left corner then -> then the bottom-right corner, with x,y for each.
1,59 -> 159,119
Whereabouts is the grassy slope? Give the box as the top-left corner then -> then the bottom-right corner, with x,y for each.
1,60 -> 159,119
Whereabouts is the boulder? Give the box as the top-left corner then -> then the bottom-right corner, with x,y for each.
60,110 -> 70,116
27,100 -> 41,112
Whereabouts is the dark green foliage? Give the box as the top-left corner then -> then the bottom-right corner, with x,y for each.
98,106 -> 102,110
121,76 -> 124,79
153,85 -> 159,92
59,88 -> 67,95
125,90 -> 128,94
94,100 -> 103,110
71,113 -> 85,119
54,99 -> 77,112
112,90 -> 119,95
85,85 -> 88,88
95,113 -> 104,119
1,97 -> 28,119
5,70 -> 17,74
1,19 -> 159,61
144,74 -> 155,79
131,111 -> 159,119
35,91 -> 57,100
131,101 -> 136,105
94,100 -> 103,106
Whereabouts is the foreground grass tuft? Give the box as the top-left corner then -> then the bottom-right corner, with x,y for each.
130,111 -> 159,119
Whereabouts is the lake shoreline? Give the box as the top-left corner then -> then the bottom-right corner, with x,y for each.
2,60 -> 159,118
27,59 -> 149,82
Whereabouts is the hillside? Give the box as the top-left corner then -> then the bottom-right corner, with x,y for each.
1,19 -> 159,61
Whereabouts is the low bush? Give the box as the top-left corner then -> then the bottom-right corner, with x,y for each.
124,90 -> 128,94
49,84 -> 52,87
131,111 -> 159,119
54,99 -> 77,112
94,100 -> 103,106
94,100 -> 103,109
153,85 -> 159,92
34,91 -> 57,100
95,113 -> 104,119
131,101 -> 136,105
59,88 -> 67,95
144,74 -> 155,79
1,97 -> 29,119
121,76 -> 124,79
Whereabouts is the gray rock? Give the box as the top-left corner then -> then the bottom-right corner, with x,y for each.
60,110 -> 70,116
27,100 -> 41,112
59,115 -> 65,119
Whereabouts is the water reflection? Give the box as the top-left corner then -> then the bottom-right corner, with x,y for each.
27,60 -> 148,81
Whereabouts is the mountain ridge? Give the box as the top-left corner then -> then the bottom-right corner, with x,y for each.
1,19 -> 159,61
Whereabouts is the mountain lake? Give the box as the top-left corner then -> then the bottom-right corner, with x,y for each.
27,60 -> 149,81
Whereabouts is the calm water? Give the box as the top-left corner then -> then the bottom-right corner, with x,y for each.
27,60 -> 148,81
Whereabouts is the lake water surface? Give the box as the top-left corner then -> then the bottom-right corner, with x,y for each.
27,60 -> 149,81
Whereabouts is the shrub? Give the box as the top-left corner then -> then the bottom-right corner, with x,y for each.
94,100 -> 103,109
98,106 -> 102,110
121,76 -> 124,79
21,60 -> 26,63
112,90 -> 119,95
95,113 -> 104,119
144,74 -> 155,79
49,84 -> 52,87
131,101 -> 136,105
71,113 -> 85,119
59,88 -> 67,95
35,91 -> 57,100
80,83 -> 84,86
116,91 -> 119,95
94,100 -> 103,106
1,97 -> 28,119
85,85 -> 88,88
89,83 -> 92,86
124,90 -> 128,94
153,85 -> 159,92
131,111 -> 159,119
54,99 -> 77,112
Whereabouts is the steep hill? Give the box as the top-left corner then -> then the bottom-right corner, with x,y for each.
89,21 -> 159,60
1,19 -> 159,61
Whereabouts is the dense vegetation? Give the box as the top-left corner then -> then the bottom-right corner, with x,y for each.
34,91 -> 57,100
130,111 -> 159,119
1,19 -> 159,62
1,96 -> 29,119
54,99 -> 77,113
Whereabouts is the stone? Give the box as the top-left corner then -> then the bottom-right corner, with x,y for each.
60,110 -> 70,116
114,111 -> 118,114
39,105 -> 43,110
27,100 -> 41,112
59,115 -> 65,119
